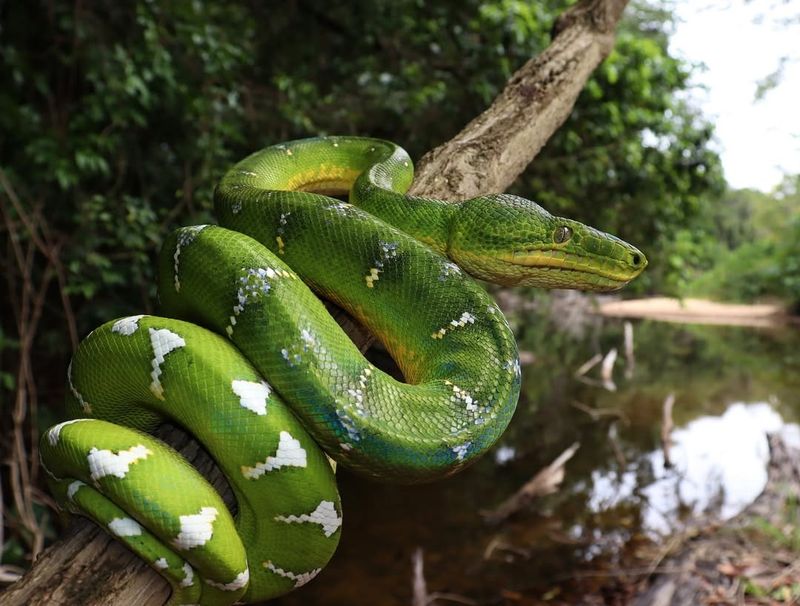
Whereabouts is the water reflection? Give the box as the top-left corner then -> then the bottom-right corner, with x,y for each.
276,316 -> 800,605
590,401 -> 800,535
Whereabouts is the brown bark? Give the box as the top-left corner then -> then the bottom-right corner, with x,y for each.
0,1 -> 629,604
409,0 -> 629,199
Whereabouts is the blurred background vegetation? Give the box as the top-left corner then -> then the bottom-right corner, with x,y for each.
1,0 -> 798,581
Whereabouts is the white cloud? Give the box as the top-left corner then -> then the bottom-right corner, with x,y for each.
670,1 -> 800,190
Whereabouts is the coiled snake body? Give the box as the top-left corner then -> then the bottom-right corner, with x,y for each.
40,137 -> 646,604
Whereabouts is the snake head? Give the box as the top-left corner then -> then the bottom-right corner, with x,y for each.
447,194 -> 647,291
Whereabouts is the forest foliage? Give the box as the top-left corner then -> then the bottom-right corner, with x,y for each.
1,0 -> 724,344
0,0 -> 792,573
685,176 -> 800,307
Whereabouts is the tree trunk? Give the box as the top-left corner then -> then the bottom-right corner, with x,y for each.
0,1 -> 629,604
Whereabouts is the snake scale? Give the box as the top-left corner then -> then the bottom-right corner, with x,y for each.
39,137 -> 646,605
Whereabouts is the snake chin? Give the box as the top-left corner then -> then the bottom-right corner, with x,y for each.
500,263 -> 638,291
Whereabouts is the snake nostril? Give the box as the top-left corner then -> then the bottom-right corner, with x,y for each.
631,253 -> 641,266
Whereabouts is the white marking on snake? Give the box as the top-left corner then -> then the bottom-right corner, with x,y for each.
365,241 -> 399,288
112,314 -> 145,336
347,366 -> 372,416
449,383 -> 478,412
172,507 -> 218,550
206,569 -> 250,592
263,561 -> 321,588
231,380 -> 271,416
336,408 -> 361,442
154,557 -> 169,569
67,360 -> 92,414
504,358 -> 522,380
241,431 -> 307,479
108,517 -> 143,537
379,241 -> 398,261
275,212 -> 291,254
227,267 -> 280,336
180,562 -> 194,587
66,480 -> 85,501
46,418 -> 90,446
431,311 -> 476,339
274,500 -> 342,537
148,328 -> 186,400
300,328 -> 316,348
173,225 -> 209,292
328,201 -> 354,216
88,444 -> 152,482
439,261 -> 462,281
365,267 -> 380,288
452,442 -> 472,461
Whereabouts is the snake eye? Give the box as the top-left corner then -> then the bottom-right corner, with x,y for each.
553,225 -> 572,244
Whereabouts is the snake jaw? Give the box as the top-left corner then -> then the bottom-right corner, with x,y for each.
496,248 -> 647,290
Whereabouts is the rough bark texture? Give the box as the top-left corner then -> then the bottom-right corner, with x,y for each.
0,1 -> 629,604
409,0 -> 629,199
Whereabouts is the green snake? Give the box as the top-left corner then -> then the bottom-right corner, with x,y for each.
39,137 -> 646,605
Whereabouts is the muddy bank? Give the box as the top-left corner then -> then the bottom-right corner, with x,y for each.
627,431 -> 800,606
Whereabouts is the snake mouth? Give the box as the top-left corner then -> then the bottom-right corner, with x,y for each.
497,250 -> 643,288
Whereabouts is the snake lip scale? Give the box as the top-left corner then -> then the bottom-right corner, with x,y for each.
41,136 -> 646,605
497,256 -> 645,290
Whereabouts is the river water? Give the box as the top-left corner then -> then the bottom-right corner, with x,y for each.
276,308 -> 800,605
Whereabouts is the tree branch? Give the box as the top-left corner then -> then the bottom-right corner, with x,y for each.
409,0 -> 629,199
1,1 -> 629,603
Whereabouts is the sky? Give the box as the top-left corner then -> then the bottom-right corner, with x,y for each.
669,1 -> 800,191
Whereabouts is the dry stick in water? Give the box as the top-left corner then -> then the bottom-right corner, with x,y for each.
412,548 -> 428,606
574,353 -> 603,378
600,347 -> 617,391
608,422 -> 627,468
662,393 -> 675,469
482,443 -> 580,525
623,320 -> 635,379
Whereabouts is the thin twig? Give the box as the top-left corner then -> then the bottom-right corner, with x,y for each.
570,400 -> 627,422
482,443 -> 580,524
662,393 -> 675,469
574,353 -> 603,377
608,421 -> 627,468
412,547 -> 428,606
623,320 -> 635,379
600,348 -> 617,391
